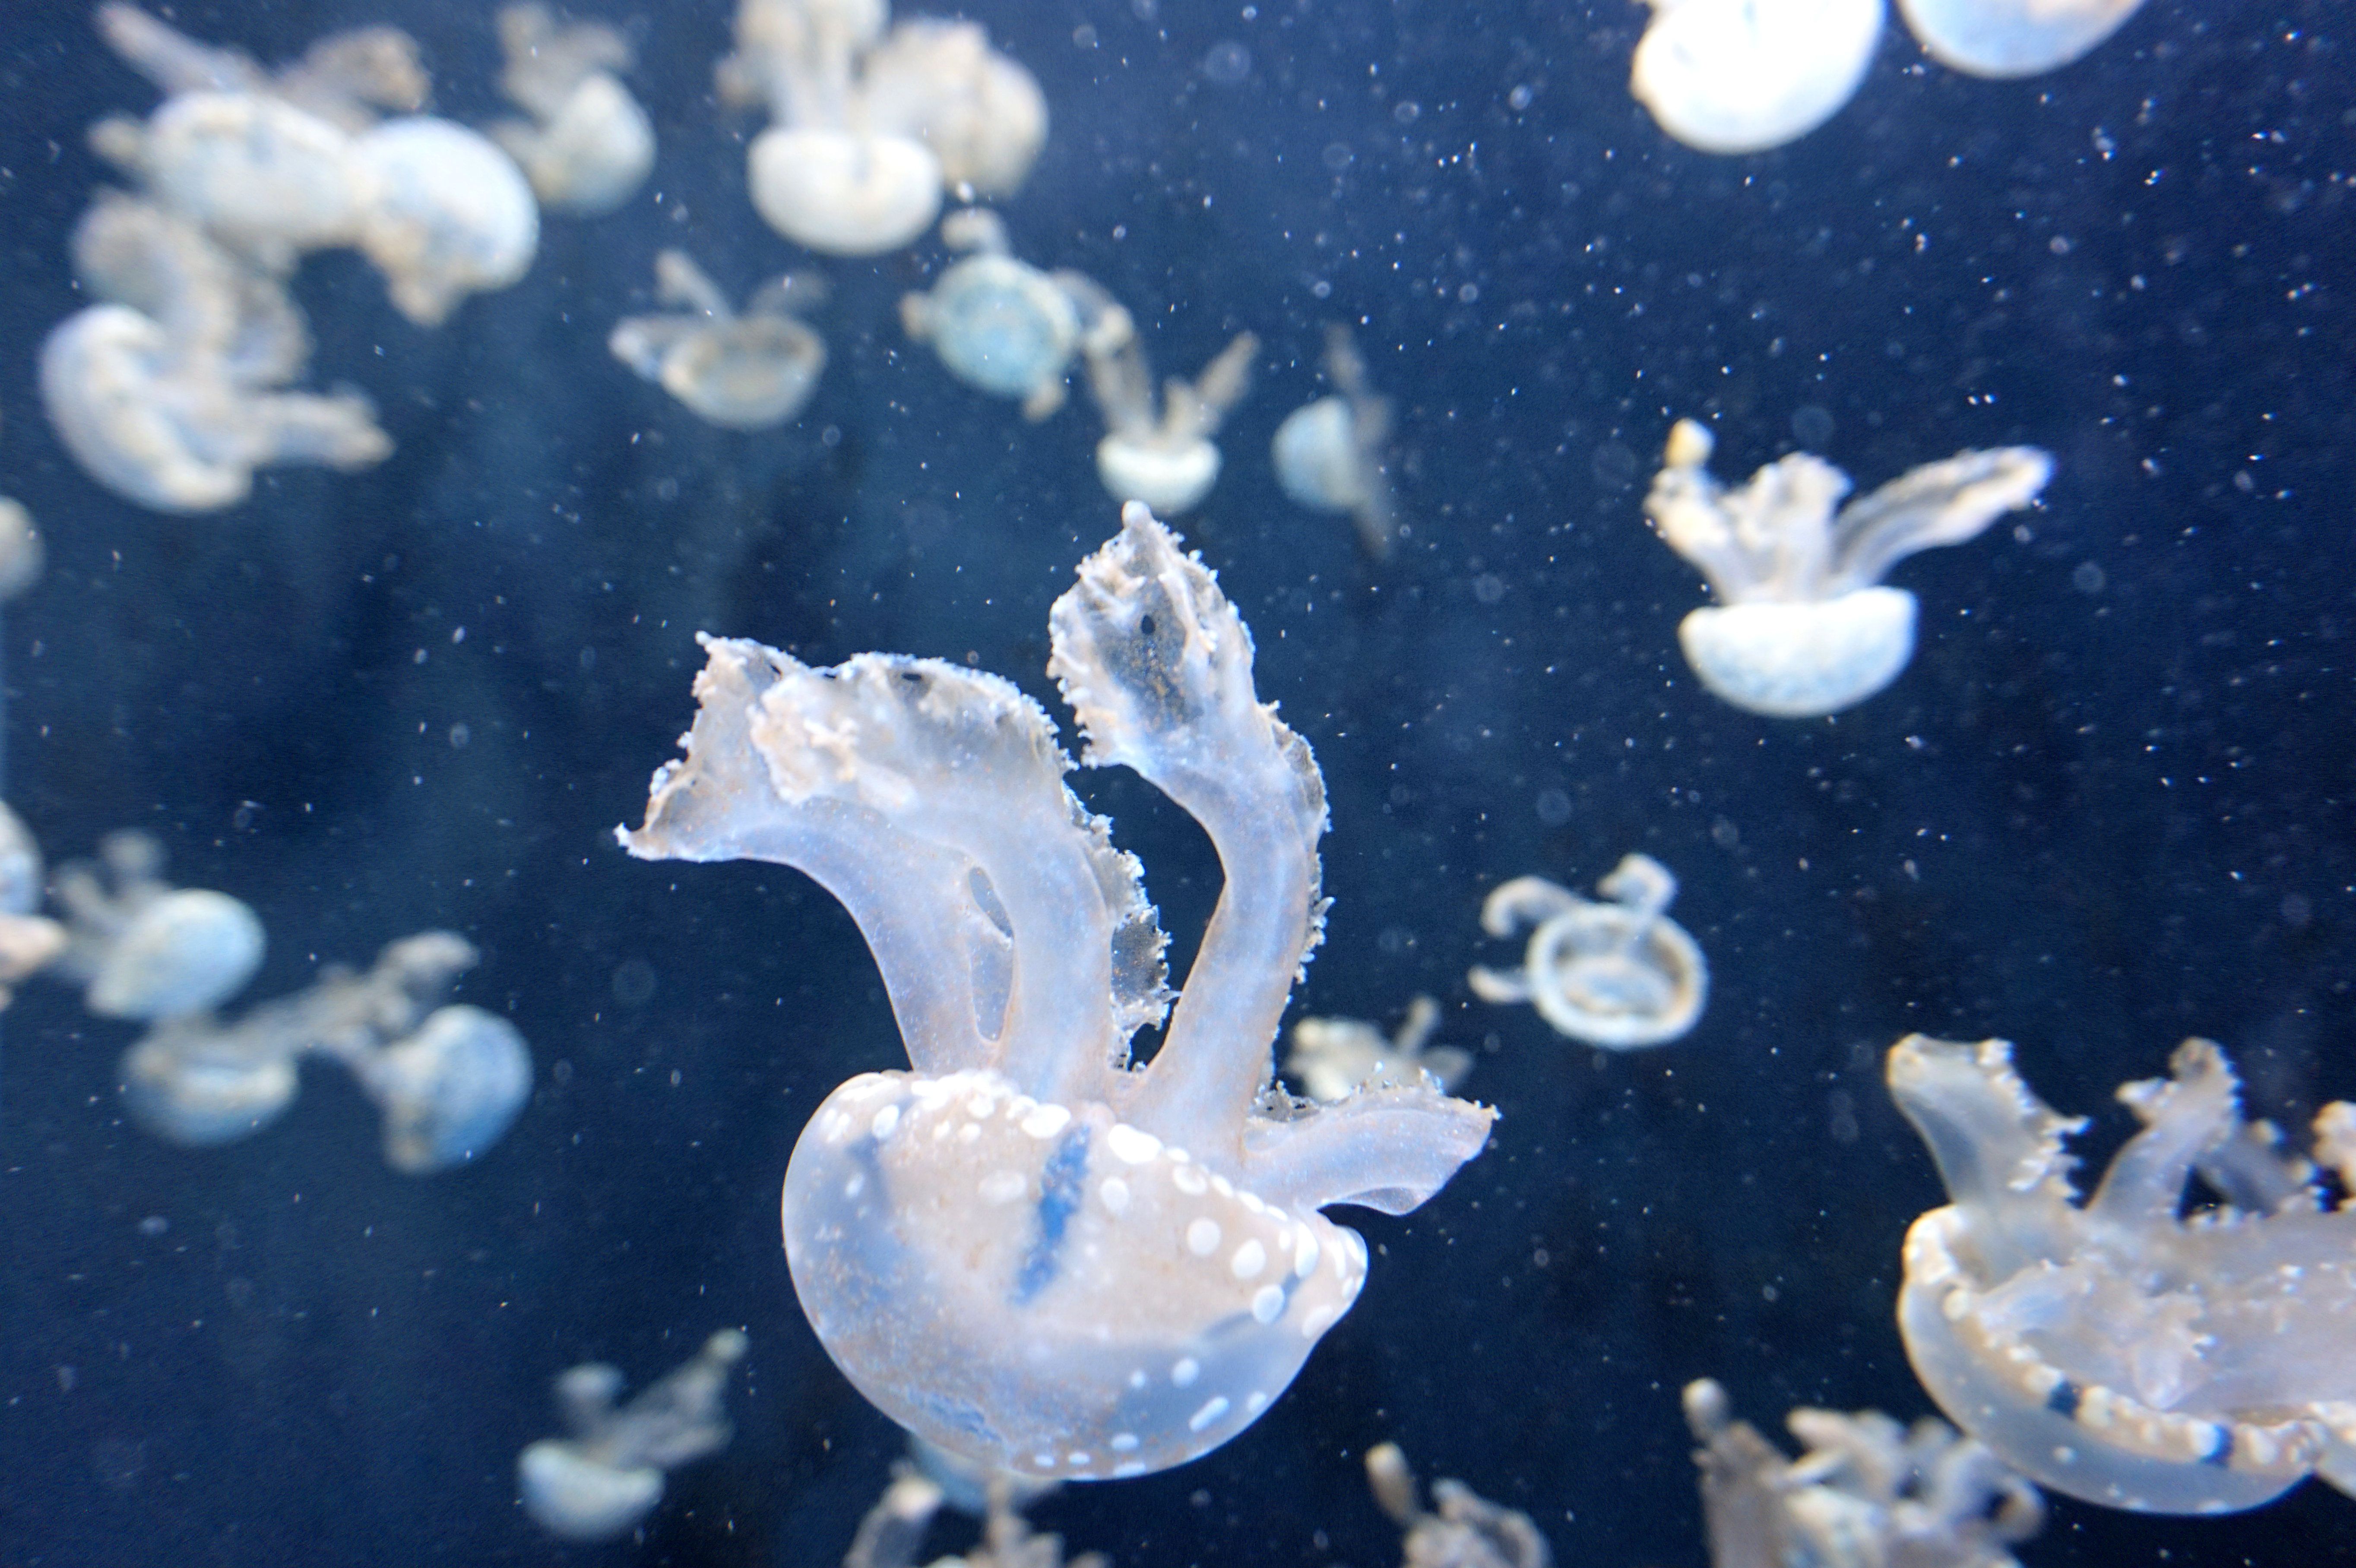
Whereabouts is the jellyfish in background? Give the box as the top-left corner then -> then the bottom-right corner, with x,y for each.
1644,418 -> 2052,718
0,806 -> 67,1009
489,3 -> 656,216
842,1460 -> 1107,1568
1286,996 -> 1472,1104
900,209 -> 1087,420
1364,1442 -> 1554,1568
347,115 -> 541,328
1469,854 -> 1707,1049
1888,1033 -> 2356,1514
860,19 -> 1048,201
1272,325 -> 1399,556
1897,0 -> 2147,78
1071,293 -> 1259,515
610,251 -> 829,430
1630,0 -> 1884,155
1682,1378 -> 2044,1568
48,830 -> 265,1021
518,1329 -> 749,1543
623,503 -> 1495,1479
0,497 -> 44,602
120,929 -> 529,1170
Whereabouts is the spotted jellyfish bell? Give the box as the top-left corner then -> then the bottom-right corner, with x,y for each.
1630,0 -> 1885,155
1897,0 -> 2147,78
1468,854 -> 1707,1049
899,209 -> 1083,420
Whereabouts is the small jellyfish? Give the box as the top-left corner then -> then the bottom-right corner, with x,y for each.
1365,1442 -> 1554,1568
1897,0 -> 2147,78
610,250 -> 828,430
1644,417 -> 2052,718
900,209 -> 1084,420
348,1002 -> 534,1173
861,19 -> 1048,199
1287,996 -> 1472,1103
349,117 -> 541,327
0,805 -> 67,1008
843,1458 -> 1107,1568
1272,324 -> 1398,556
1068,283 -> 1257,514
49,831 -> 265,1021
490,3 -> 656,216
0,498 -> 44,603
518,1329 -> 748,1542
1469,854 -> 1707,1049
1630,0 -> 1885,155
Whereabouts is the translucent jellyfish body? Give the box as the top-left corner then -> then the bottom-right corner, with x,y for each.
843,1461 -> 1103,1568
1469,856 -> 1706,1049
1271,326 -> 1397,556
1286,996 -> 1471,1104
624,503 -> 1495,1479
1631,0 -> 1884,155
490,3 -> 656,215
1887,1033 -> 2356,1513
50,831 -> 265,1021
1682,1378 -> 2043,1568
611,251 -> 828,430
861,19 -> 1048,199
349,117 -> 540,327
1071,292 -> 1258,515
0,805 -> 67,1008
1644,418 -> 2052,718
901,210 -> 1083,419
518,1328 -> 748,1542
1897,0 -> 2147,78
0,497 -> 44,602
1365,1442 -> 1555,1568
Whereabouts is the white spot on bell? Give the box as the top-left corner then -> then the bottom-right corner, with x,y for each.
1099,1177 -> 1131,1214
1231,1239 -> 1267,1279
1187,1217 -> 1222,1256
981,1170 -> 1027,1205
870,1103 -> 901,1139
1251,1284 -> 1285,1323
1188,1395 -> 1232,1432
1172,1164 -> 1210,1196
1172,1356 -> 1201,1387
1020,1102 -> 1073,1139
1106,1123 -> 1162,1164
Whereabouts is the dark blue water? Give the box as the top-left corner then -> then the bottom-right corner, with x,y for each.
3,1 -> 2352,1563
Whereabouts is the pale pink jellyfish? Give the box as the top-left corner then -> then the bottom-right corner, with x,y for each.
717,0 -> 943,256
861,19 -> 1048,199
623,503 -> 1494,1479
518,1329 -> 748,1542
1469,855 -> 1707,1049
1068,283 -> 1258,515
1271,325 -> 1398,557
1631,0 -> 1884,154
49,830 -> 264,1022
490,3 -> 656,216
899,209 -> 1086,420
1645,418 -> 2051,718
1897,0 -> 2147,77
610,251 -> 828,430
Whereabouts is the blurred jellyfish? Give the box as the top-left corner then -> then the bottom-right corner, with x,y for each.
716,0 -> 943,256
1272,324 -> 1398,556
0,414 -> 43,601
518,1329 -> 748,1543
1287,996 -> 1472,1103
907,1434 -> 1058,1518
1469,854 -> 1707,1049
1897,0 -> 2147,78
345,999 -> 534,1173
1068,282 -> 1257,514
349,117 -> 541,327
1644,418 -> 2052,718
842,1457 -> 1107,1568
50,830 -> 265,1021
490,3 -> 656,215
1365,1442 -> 1554,1568
899,209 -> 1084,420
861,19 -> 1048,199
610,250 -> 828,430
0,806 -> 67,1008
1631,0 -> 1884,155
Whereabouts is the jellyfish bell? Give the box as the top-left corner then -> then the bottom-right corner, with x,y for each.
360,1003 -> 533,1174
1897,0 -> 2145,78
747,125 -> 942,256
1679,587 -> 1916,718
657,314 -> 827,430
120,1027 -> 301,1146
861,19 -> 1048,198
498,72 -> 655,215
87,887 -> 266,1021
1273,397 -> 1367,513
517,1441 -> 665,1543
1096,433 -> 1222,518
124,90 -> 365,259
1469,857 -> 1707,1050
350,117 -> 541,326
902,221 -> 1083,418
1631,0 -> 1884,154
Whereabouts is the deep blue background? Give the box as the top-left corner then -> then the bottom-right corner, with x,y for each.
2,0 -> 2352,1563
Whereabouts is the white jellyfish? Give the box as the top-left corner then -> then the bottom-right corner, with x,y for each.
1469,854 -> 1708,1049
861,19 -> 1048,199
0,805 -> 67,1008
518,1329 -> 749,1543
1365,1442 -> 1555,1568
1897,0 -> 2147,78
1631,0 -> 1885,155
899,209 -> 1084,420
490,3 -> 656,216
1644,418 -> 2052,718
345,999 -> 534,1174
49,831 -> 265,1021
1069,283 -> 1257,515
1272,324 -> 1398,556
349,117 -> 541,327
841,1455 -> 1105,1568
610,250 -> 829,430
0,415 -> 43,602
1287,995 -> 1473,1103
717,0 -> 943,256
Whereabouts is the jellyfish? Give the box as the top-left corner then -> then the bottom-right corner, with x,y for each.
1682,1378 -> 2044,1568
348,116 -> 541,327
1069,289 -> 1258,515
518,1328 -> 749,1543
343,998 -> 535,1173
0,805 -> 67,1008
861,19 -> 1048,199
1468,854 -> 1707,1049
843,1455 -> 1106,1568
489,3 -> 656,216
0,497 -> 45,603
623,502 -> 1496,1479
1630,0 -> 1884,155
1644,417 -> 2052,718
899,209 -> 1085,420
1286,996 -> 1472,1104
1365,1442 -> 1554,1568
1271,324 -> 1398,556
48,830 -> 265,1021
611,251 -> 829,430
1896,0 -> 2147,78
716,0 -> 944,257
1888,1033 -> 2356,1514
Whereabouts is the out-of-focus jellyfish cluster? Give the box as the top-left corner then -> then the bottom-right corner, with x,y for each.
610,251 -> 829,429
1682,1378 -> 2045,1568
1286,995 -> 1472,1103
1469,854 -> 1707,1049
1888,1033 -> 2356,1514
1272,326 -> 1397,556
624,503 -> 1495,1479
489,3 -> 656,216
1644,418 -> 2051,718
1364,1442 -> 1554,1568
517,1329 -> 749,1543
